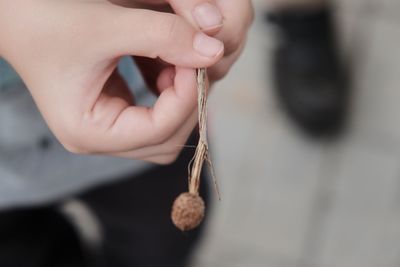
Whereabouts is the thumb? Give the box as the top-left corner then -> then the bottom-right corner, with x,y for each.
101,8 -> 224,68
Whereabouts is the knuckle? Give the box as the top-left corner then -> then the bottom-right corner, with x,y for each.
224,35 -> 241,56
162,14 -> 182,46
153,13 -> 190,60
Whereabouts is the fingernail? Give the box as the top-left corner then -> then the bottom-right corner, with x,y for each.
193,32 -> 224,57
193,3 -> 223,30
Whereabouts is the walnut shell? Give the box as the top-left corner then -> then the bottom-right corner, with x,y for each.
171,192 -> 205,231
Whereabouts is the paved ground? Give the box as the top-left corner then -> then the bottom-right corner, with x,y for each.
192,0 -> 400,266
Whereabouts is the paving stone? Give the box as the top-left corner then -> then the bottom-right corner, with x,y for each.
351,17 -> 400,145
193,1 -> 400,267
315,143 -> 400,267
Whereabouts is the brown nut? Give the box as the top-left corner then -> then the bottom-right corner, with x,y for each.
171,192 -> 205,231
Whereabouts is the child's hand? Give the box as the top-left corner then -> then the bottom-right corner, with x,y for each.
111,0 -> 254,83
0,1 -> 224,164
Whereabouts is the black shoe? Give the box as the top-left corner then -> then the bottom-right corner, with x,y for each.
267,7 -> 349,137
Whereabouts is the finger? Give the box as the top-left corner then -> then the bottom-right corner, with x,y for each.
112,109 -> 198,163
167,0 -> 224,34
85,70 -> 135,135
208,40 -> 246,82
68,67 -> 198,153
156,66 -> 176,92
98,7 -> 224,68
214,0 -> 254,56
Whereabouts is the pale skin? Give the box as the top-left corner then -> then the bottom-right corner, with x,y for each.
0,0 -> 253,164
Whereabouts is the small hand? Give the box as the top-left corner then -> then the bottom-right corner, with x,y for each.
110,0 -> 254,83
0,0 -> 224,164
166,0 -> 254,81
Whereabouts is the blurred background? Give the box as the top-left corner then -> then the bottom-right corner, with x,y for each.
191,0 -> 400,266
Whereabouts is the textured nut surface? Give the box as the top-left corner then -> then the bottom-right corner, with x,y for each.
171,192 -> 205,231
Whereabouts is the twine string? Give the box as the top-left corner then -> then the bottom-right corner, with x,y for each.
188,69 -> 220,199
188,68 -> 207,194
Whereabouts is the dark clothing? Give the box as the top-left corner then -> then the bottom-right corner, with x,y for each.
0,135 -> 210,267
